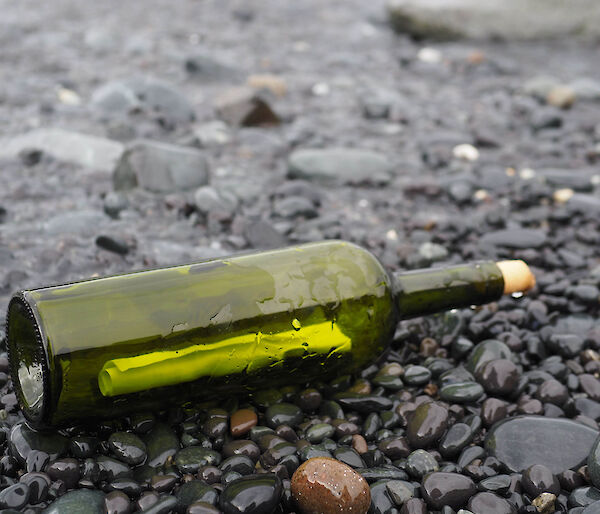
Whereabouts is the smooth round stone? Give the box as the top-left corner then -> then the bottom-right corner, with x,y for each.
587,435 -> 600,489
481,398 -> 508,427
378,437 -> 411,460
69,437 -> 99,459
97,456 -> 132,481
265,403 -> 303,429
536,379 -> 569,406
174,447 -> 221,474
47,458 -> 80,489
570,487 -> 600,508
144,423 -> 178,468
356,466 -> 408,483
407,402 -> 448,448
583,501 -> 600,514
43,489 -> 106,514
335,394 -> 393,413
9,422 -> 68,465
440,381 -> 484,403
230,409 -> 257,437
466,340 -> 512,374
220,473 -> 282,514
220,455 -> 255,476
306,423 -> 335,443
522,464 -> 560,497
176,481 -> 218,511
485,416 -> 598,473
141,495 -> 178,514
0,483 -> 29,510
108,432 -> 147,466
478,475 -> 512,496
406,450 -> 438,479
385,480 -> 415,506
581,375 -> 600,402
333,447 -> 365,469
369,480 -> 396,514
151,474 -> 178,492
104,491 -> 130,514
467,492 -> 516,513
291,457 -> 370,513
203,417 -> 228,439
106,477 -> 142,498
403,366 -> 432,386
187,501 -> 222,514
476,359 -> 521,396
296,388 -> 322,412
20,471 -> 50,504
422,472 -> 477,510
440,423 -> 473,458
223,440 -> 260,463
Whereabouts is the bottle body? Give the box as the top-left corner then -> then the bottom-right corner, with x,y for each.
7,241 -> 396,427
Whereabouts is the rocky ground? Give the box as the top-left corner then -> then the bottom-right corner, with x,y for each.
0,0 -> 600,513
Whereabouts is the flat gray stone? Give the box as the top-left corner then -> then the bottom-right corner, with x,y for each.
0,129 -> 124,172
387,0 -> 600,41
91,76 -> 195,124
485,416 -> 598,473
113,140 -> 210,193
288,148 -> 392,186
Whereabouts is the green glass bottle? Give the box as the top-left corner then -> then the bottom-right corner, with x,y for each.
6,240 -> 534,427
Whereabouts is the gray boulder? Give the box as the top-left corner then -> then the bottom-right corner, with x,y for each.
288,148 -> 392,186
114,141 -> 209,193
0,129 -> 123,172
92,76 -> 195,124
387,0 -> 600,41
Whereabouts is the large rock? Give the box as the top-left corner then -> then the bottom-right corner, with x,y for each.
288,148 -> 393,186
0,129 -> 123,172
113,140 -> 210,193
485,416 -> 598,473
91,76 -> 195,125
387,0 -> 600,41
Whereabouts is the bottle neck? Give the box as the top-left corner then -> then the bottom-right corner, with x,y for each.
391,261 -> 504,320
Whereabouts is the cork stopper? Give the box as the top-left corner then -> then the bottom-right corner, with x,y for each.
496,260 -> 536,294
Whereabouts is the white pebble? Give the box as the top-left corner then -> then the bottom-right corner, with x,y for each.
57,87 -> 81,106
553,188 -> 574,203
312,82 -> 330,96
519,168 -> 536,180
417,47 -> 442,64
452,144 -> 479,161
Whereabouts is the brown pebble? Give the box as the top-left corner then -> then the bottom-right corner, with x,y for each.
291,457 -> 370,514
532,492 -> 556,513
420,338 -> 438,357
351,434 -> 368,454
230,408 -> 257,437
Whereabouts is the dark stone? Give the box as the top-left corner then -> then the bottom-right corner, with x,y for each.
422,472 -> 477,510
174,447 -> 221,474
439,381 -> 484,403
176,481 -> 218,512
9,423 -> 68,465
264,403 -> 303,429
43,489 -> 106,514
468,491 -> 516,513
335,393 -> 394,413
108,432 -> 147,465
407,402 -> 449,448
521,464 -> 560,497
219,474 -> 281,514
144,423 -> 179,468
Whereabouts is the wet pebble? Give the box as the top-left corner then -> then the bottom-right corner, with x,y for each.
220,473 -> 281,514
43,489 -> 106,513
174,447 -> 221,474
521,464 -> 560,497
467,491 -> 515,513
476,359 -> 521,396
47,458 -> 80,489
265,403 -> 303,428
230,409 -> 258,437
291,457 -> 370,513
422,472 -> 477,510
108,432 -> 147,466
407,402 -> 448,448
104,490 -> 130,514
176,481 -> 218,511
440,381 -> 484,403
9,422 -> 68,465
406,449 -> 438,479
485,416 -> 598,473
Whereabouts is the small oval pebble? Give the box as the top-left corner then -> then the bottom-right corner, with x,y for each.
291,457 -> 370,514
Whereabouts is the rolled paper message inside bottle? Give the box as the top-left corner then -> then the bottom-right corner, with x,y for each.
6,240 -> 535,427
